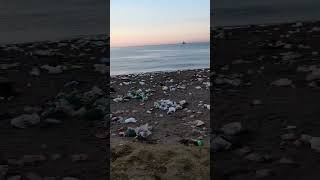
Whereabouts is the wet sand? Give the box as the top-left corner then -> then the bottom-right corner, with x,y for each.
0,36 -> 108,179
213,21 -> 320,179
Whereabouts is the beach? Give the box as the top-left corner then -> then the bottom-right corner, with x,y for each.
110,69 -> 210,179
213,21 -> 320,179
0,36 -> 108,179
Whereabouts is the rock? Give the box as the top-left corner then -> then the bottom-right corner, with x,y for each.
271,78 -> 292,86
281,133 -> 296,141
7,176 -> 21,180
93,64 -> 108,74
251,99 -> 262,105
44,118 -> 62,124
43,177 -> 58,180
0,165 -> 8,179
24,172 -> 42,180
310,137 -> 320,152
41,64 -> 64,74
211,135 -> 232,152
0,63 -> 20,70
23,106 -> 42,113
193,120 -> 205,127
279,157 -> 296,165
179,100 -> 187,106
255,169 -> 272,178
61,177 -> 80,180
22,154 -> 46,164
71,154 -> 89,162
71,107 -> 87,117
30,67 -> 41,76
245,153 -> 264,162
50,154 -> 62,161
306,69 -> 320,81
300,134 -> 313,144
221,122 -> 242,135
284,125 -> 296,130
234,146 -> 252,156
162,86 -> 168,91
64,81 -> 79,87
83,86 -> 103,102
11,113 -> 40,128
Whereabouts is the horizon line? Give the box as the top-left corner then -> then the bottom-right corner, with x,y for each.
111,40 -> 210,48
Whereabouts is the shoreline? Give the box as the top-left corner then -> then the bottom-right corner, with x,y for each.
111,68 -> 210,77
0,33 -> 109,46
212,19 -> 320,29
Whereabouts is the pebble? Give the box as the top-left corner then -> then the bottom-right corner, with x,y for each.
281,133 -> 296,141
245,153 -> 263,162
211,135 -> 232,152
44,118 -> 62,124
11,113 -> 40,128
221,122 -> 242,135
271,78 -> 292,86
310,137 -> 320,152
71,153 -> 89,162
61,177 -> 80,180
255,169 -> 272,178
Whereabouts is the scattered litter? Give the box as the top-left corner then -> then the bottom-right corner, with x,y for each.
122,117 -> 137,124
154,99 -> 183,114
179,138 -> 204,146
135,123 -> 152,139
127,89 -> 151,101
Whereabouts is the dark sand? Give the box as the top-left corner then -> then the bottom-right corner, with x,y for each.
110,69 -> 210,179
0,36 -> 108,179
213,21 -> 320,180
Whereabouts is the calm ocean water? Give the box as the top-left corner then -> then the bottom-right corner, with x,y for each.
111,42 -> 210,75
0,0 -> 107,44
212,0 -> 320,26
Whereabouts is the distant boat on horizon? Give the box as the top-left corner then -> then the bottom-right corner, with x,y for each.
182,41 -> 186,45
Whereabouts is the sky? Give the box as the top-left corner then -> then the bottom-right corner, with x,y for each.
111,0 -> 210,47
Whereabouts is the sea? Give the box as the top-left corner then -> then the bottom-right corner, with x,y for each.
110,42 -> 210,75
212,0 -> 320,26
0,0 -> 107,45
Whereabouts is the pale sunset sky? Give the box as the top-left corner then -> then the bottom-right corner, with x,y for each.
111,0 -> 210,47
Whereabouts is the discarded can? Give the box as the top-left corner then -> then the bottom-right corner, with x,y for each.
194,140 -> 204,146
